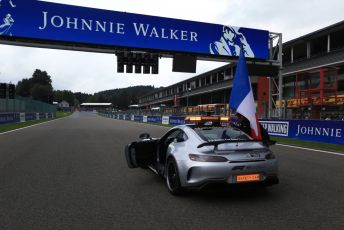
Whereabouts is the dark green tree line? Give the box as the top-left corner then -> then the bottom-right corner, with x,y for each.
16,69 -> 53,103
16,69 -> 155,108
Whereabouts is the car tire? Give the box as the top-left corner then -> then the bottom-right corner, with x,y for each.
166,158 -> 184,195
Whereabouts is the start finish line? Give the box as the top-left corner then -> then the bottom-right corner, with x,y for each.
0,0 -> 269,60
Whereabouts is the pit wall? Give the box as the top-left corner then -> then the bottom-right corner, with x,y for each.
0,112 -> 55,125
99,112 -> 344,145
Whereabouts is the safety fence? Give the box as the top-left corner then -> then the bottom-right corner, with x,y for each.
0,112 -> 55,125
98,112 -> 344,145
0,96 -> 56,113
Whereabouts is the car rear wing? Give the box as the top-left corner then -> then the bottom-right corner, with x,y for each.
197,139 -> 276,148
197,139 -> 263,148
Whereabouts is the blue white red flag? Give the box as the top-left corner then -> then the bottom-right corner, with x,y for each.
229,49 -> 262,140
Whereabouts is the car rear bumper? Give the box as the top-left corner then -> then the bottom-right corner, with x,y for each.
177,159 -> 278,189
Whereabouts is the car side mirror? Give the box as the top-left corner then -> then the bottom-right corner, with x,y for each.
139,133 -> 151,139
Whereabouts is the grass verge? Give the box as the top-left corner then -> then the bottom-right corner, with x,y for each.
0,112 -> 71,133
56,111 -> 72,118
272,136 -> 344,153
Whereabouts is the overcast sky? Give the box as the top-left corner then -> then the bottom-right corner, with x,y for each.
0,0 -> 343,94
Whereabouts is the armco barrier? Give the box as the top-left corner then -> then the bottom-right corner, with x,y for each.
39,113 -> 46,119
0,113 -> 20,124
148,116 -> 162,123
25,113 -> 36,121
134,116 -> 143,122
0,112 -> 55,125
99,112 -> 343,145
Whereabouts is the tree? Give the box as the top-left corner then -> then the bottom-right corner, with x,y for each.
31,84 -> 53,103
53,90 -> 75,105
16,69 -> 54,103
74,92 -> 92,104
32,69 -> 52,86
16,78 -> 32,97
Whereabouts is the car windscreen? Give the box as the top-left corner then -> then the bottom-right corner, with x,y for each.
194,127 -> 251,141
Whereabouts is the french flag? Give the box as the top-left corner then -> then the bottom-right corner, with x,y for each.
229,49 -> 262,140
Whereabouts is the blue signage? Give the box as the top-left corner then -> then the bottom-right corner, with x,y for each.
260,121 -> 289,137
98,112 -> 343,145
25,113 -> 36,121
0,113 -> 19,124
260,120 -> 344,145
169,116 -> 186,126
0,0 -> 269,59
134,116 -> 143,122
39,113 -> 45,119
147,116 -> 162,123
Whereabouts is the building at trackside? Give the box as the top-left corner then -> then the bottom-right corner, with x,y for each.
138,21 -> 344,120
80,103 -> 113,111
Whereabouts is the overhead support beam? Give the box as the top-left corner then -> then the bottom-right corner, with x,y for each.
268,32 -> 283,119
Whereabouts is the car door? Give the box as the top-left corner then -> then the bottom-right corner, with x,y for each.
167,130 -> 188,160
125,139 -> 159,168
157,129 -> 182,164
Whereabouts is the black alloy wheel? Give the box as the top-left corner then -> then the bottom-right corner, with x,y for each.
166,158 -> 183,195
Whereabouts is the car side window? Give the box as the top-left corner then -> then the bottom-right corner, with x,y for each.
163,130 -> 180,145
174,131 -> 188,143
162,129 -> 187,144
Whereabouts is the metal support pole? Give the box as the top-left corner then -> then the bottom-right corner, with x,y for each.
187,88 -> 189,107
5,84 -> 9,112
278,33 -> 283,119
268,32 -> 283,119
268,77 -> 272,119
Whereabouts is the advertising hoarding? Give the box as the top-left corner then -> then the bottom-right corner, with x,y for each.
0,0 -> 269,59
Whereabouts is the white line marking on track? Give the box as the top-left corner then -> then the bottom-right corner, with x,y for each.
277,143 -> 344,156
0,117 -> 65,135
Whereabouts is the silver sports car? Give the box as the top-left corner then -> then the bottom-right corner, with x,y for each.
125,120 -> 279,195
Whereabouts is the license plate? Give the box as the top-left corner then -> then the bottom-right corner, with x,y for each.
236,174 -> 260,182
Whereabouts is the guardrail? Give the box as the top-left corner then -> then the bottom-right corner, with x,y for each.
0,112 -> 55,125
98,112 -> 344,145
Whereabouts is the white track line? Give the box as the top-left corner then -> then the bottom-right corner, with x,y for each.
0,117 -> 64,135
276,143 -> 344,156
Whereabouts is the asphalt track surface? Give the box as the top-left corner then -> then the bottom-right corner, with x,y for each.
0,112 -> 343,230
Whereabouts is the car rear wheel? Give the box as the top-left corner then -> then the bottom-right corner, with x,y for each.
166,158 -> 183,195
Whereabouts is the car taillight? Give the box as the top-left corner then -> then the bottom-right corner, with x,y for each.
189,154 -> 227,162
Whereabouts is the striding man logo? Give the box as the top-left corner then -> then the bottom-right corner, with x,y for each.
0,13 -> 14,35
209,26 -> 254,58
0,0 -> 16,36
